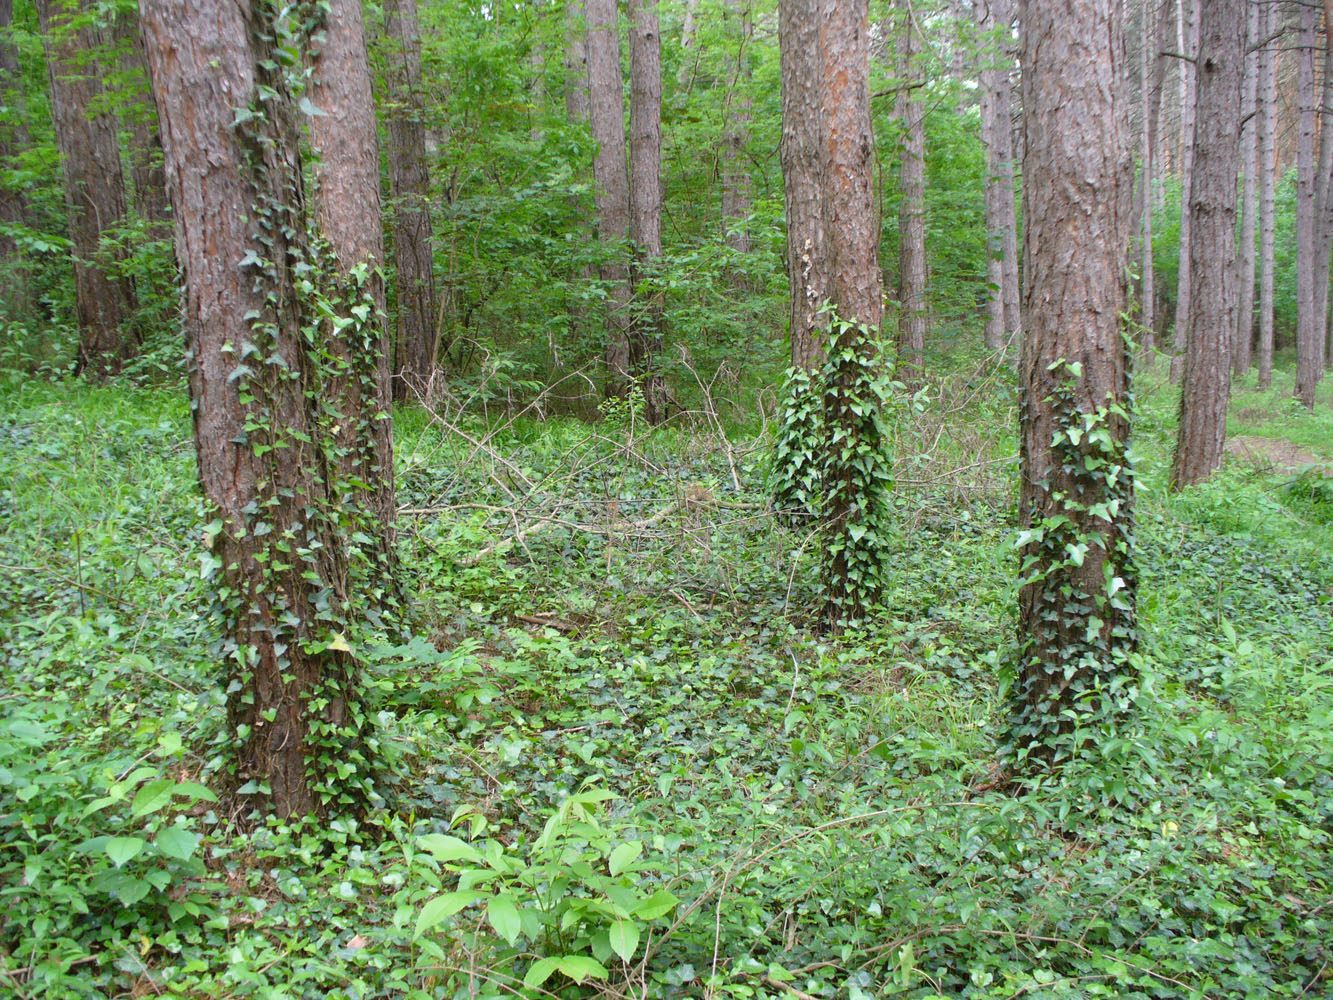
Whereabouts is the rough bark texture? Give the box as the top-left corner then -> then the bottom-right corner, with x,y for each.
1233,0 -> 1259,376
1257,0 -> 1276,389
585,0 -> 633,398
628,0 -> 666,422
308,0 -> 396,540
721,0 -> 752,257
139,0 -> 390,818
1169,0 -> 1199,381
36,0 -> 137,377
384,0 -> 438,399
977,0 -> 1020,358
0,0 -> 28,264
1313,0 -> 1333,374
894,0 -> 927,378
1295,4 -> 1320,409
1014,0 -> 1135,757
779,0 -> 827,370
1171,0 -> 1245,486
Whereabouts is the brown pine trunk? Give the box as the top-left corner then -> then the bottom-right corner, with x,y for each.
977,0 -> 1019,358
564,0 -> 590,122
585,0 -> 633,399
721,0 -> 752,258
1257,0 -> 1276,389
895,0 -> 927,379
779,0 -> 827,371
1312,0 -> 1333,375
1137,0 -> 1156,351
1295,4 -> 1320,409
307,0 -> 397,542
383,0 -> 439,398
0,0 -> 29,266
628,0 -> 666,422
1169,0 -> 1199,382
1233,0 -> 1259,376
139,0 -> 393,818
819,0 -> 884,625
1171,0 -> 1245,487
36,0 -> 137,378
1013,0 -> 1135,761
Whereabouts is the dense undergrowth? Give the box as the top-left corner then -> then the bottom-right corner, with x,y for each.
0,357 -> 1329,999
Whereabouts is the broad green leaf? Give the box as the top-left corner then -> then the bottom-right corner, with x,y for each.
523,957 -> 561,988
609,919 -> 639,962
417,833 -> 483,864
131,779 -> 176,817
632,889 -> 680,920
556,955 -> 608,983
155,826 -> 198,862
105,836 -> 147,868
414,890 -> 486,939
607,840 -> 642,876
487,893 -> 521,944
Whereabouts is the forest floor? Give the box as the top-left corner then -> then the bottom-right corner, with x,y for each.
1,355 -> 1330,999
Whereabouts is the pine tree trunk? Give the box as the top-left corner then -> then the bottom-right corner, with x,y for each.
139,0 -> 393,819
0,0 -> 29,267
1137,0 -> 1156,351
307,0 -> 397,542
1171,0 -> 1245,486
36,0 -> 137,378
628,0 -> 666,422
895,0 -> 927,379
1169,0 -> 1199,382
721,0 -> 752,259
1257,0 -> 1276,389
384,0 -> 438,398
585,0 -> 633,399
977,0 -> 1019,358
564,0 -> 590,122
1295,3 -> 1320,409
1232,0 -> 1259,376
1312,0 -> 1333,376
1013,0 -> 1135,762
112,9 -> 169,228
779,0 -> 827,371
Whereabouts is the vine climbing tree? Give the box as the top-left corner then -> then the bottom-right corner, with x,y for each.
139,0 -> 397,818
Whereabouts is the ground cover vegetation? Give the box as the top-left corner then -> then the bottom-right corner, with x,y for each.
1,0 -> 1331,997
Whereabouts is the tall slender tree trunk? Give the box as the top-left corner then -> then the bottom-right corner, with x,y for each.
628,0 -> 666,422
1257,0 -> 1276,389
36,0 -> 137,377
819,0 -> 885,626
895,0 -> 927,379
111,8 -> 169,228
0,0 -> 29,266
1295,3 -> 1320,409
779,0 -> 827,370
1312,0 -> 1333,375
1169,0 -> 1199,382
977,0 -> 1020,358
1172,0 -> 1245,486
565,0 -> 590,122
1137,0 -> 1156,350
585,0 -> 633,399
721,0 -> 752,258
1233,0 -> 1259,376
384,0 -> 438,397
139,0 -> 394,819
1012,0 -> 1135,762
307,0 -> 396,541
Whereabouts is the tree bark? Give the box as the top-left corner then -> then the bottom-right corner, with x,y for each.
585,0 -> 633,399
139,0 -> 393,818
977,0 -> 1019,358
1257,0 -> 1276,389
628,0 -> 666,422
1013,0 -> 1135,760
564,0 -> 590,123
111,8 -> 169,228
1171,0 -> 1245,486
383,0 -> 438,398
1169,0 -> 1199,382
1312,0 -> 1333,375
721,0 -> 752,258
36,0 -> 137,377
1295,3 -> 1320,409
894,0 -> 927,379
0,0 -> 29,265
779,0 -> 827,370
307,0 -> 397,542
1233,0 -> 1259,376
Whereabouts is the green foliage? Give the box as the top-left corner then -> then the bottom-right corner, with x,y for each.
770,364 -> 823,522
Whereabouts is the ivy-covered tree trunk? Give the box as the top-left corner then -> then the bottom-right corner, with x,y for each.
1171,0 -> 1244,485
383,0 -> 438,398
1256,0 -> 1276,390
1012,0 -> 1136,764
894,0 -> 927,380
628,0 -> 666,422
778,0 -> 826,371
585,0 -> 633,399
819,0 -> 889,628
139,0 -> 394,818
36,0 -> 137,377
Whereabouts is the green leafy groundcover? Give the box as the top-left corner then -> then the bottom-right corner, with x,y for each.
0,369 -> 1329,998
